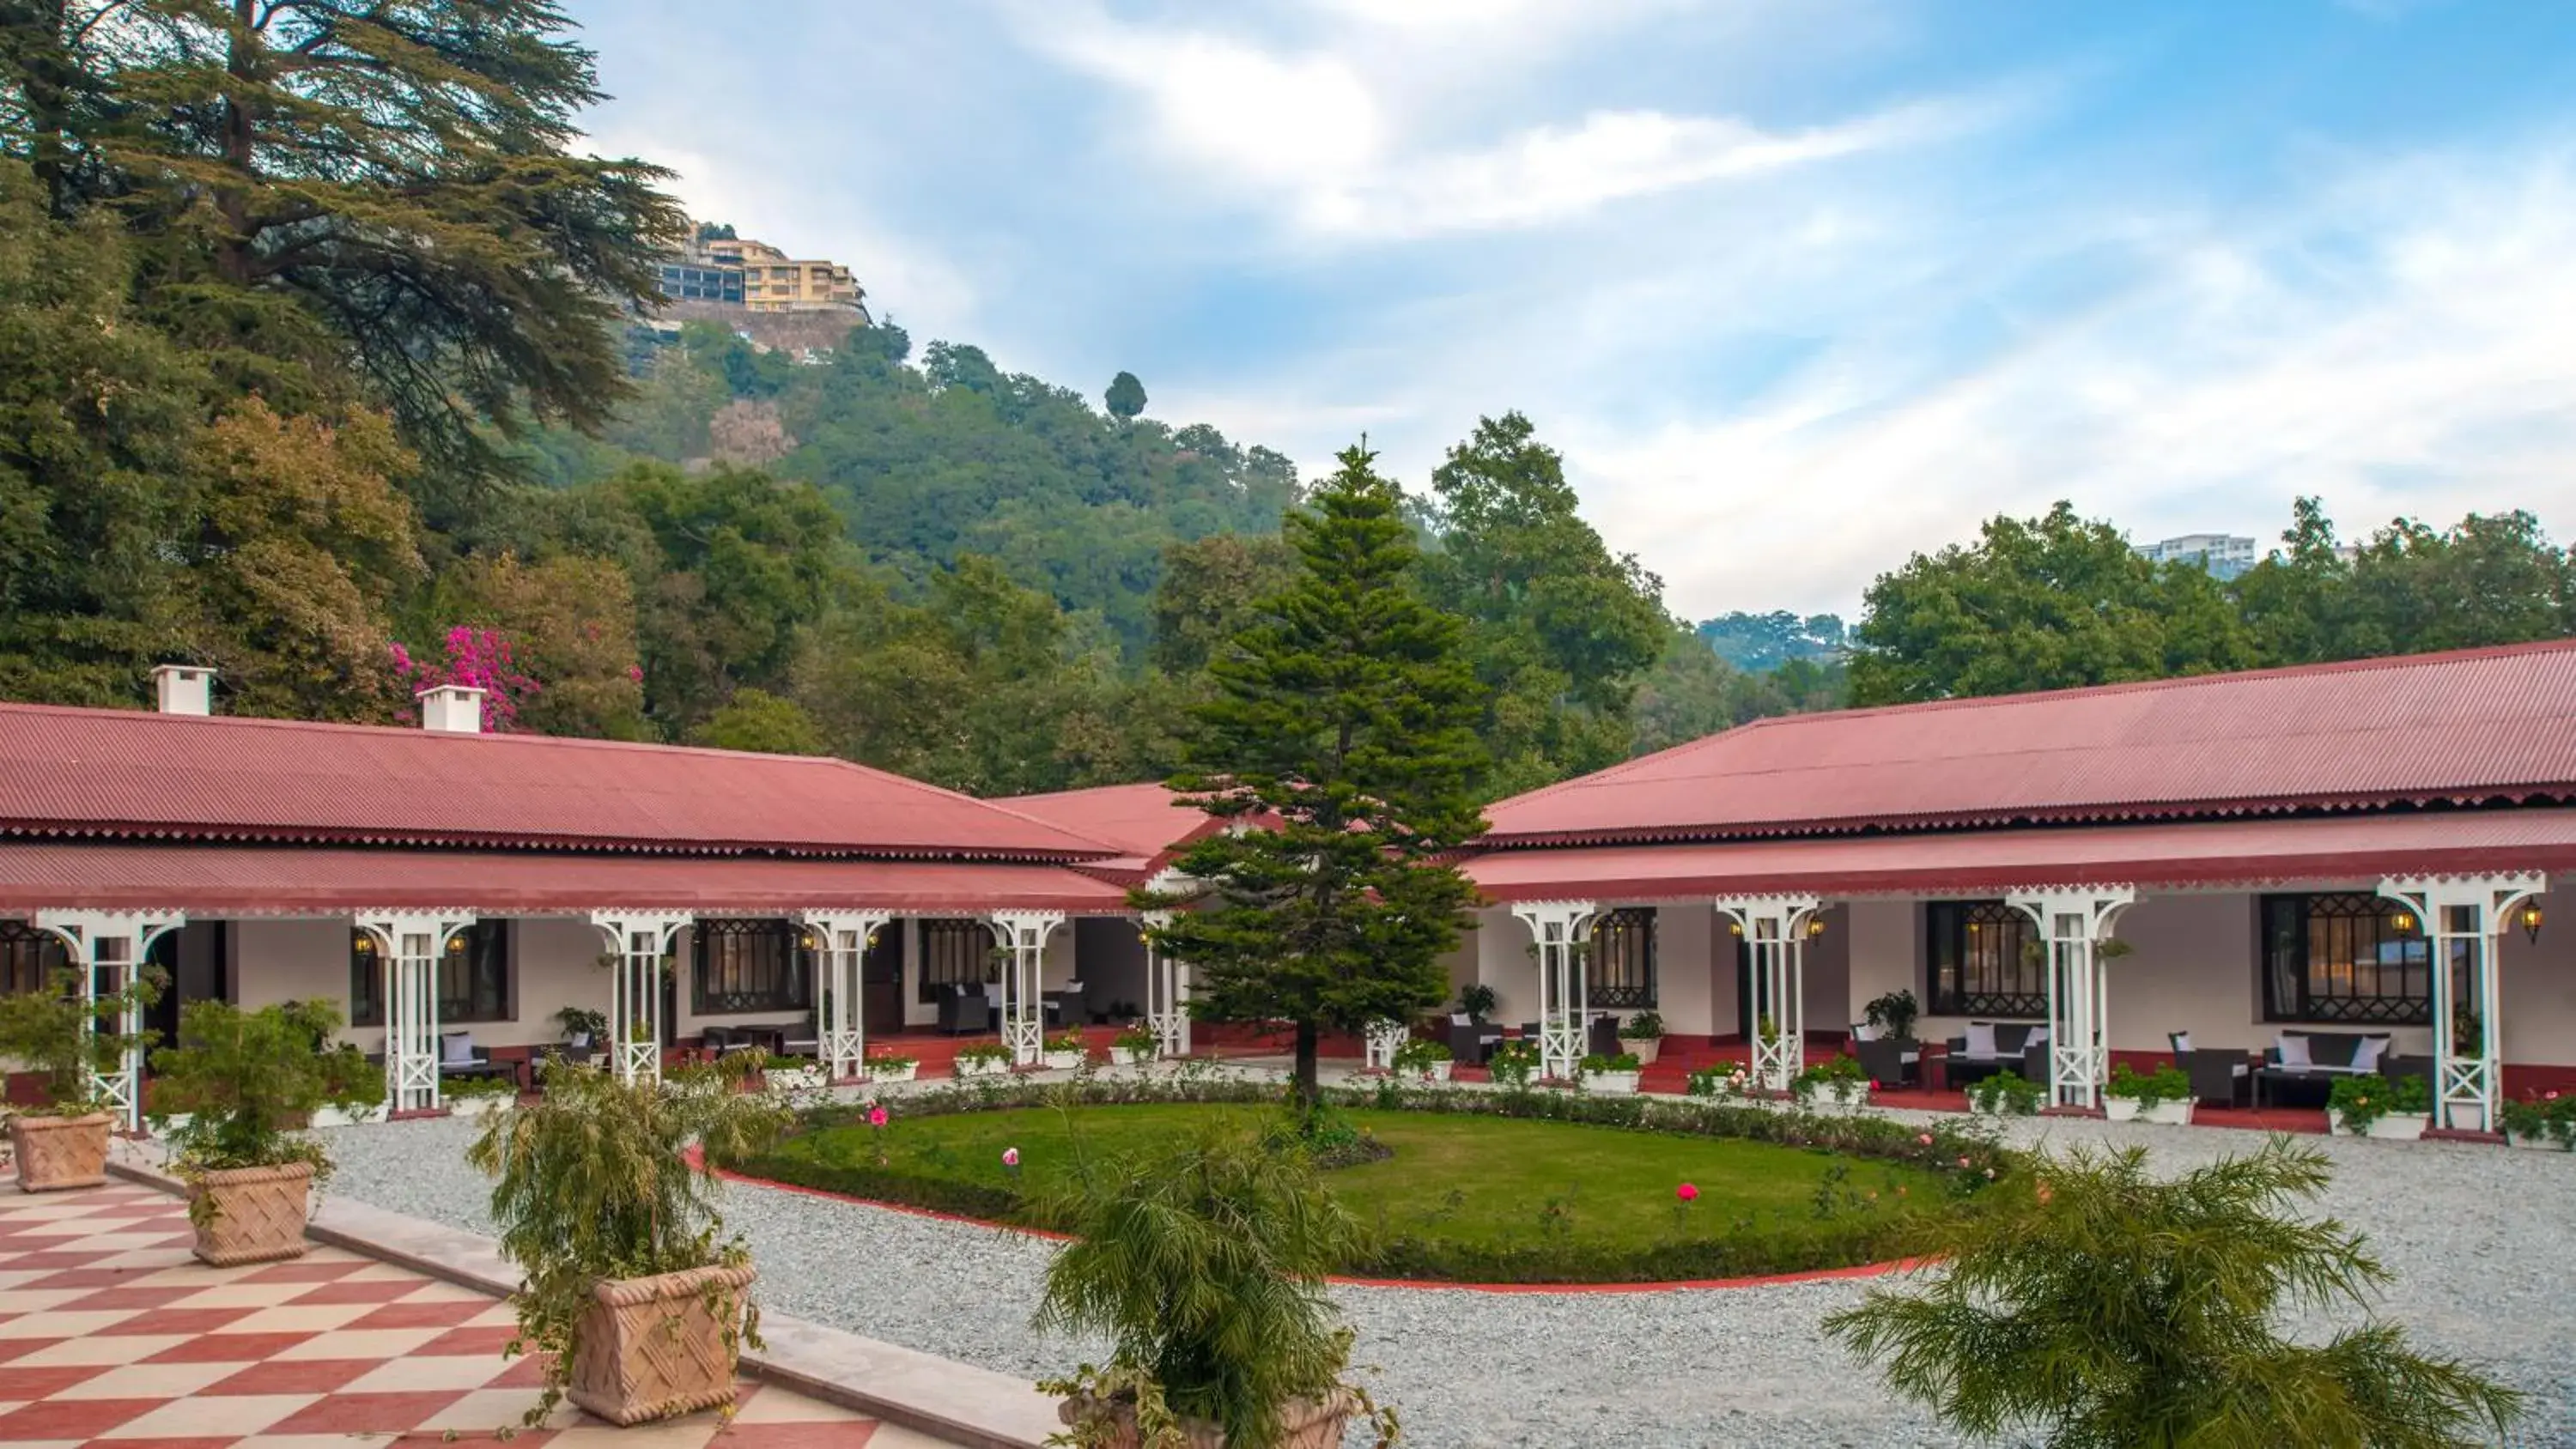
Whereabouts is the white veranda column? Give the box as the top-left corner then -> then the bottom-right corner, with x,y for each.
588,911 -> 691,1084
1510,901 -> 1597,1082
1713,897 -> 1820,1093
31,911 -> 185,1132
1140,910 -> 1192,1058
355,911 -> 477,1113
986,911 -> 1066,1067
799,911 -> 889,1082
2004,887 -> 2136,1111
2378,873 -> 2541,1131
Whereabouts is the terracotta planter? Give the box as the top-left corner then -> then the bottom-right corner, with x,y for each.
9,1113 -> 112,1193
189,1161 -> 313,1265
1059,1388 -> 1358,1449
568,1264 -> 756,1426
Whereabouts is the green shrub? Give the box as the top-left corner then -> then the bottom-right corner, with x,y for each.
1457,983 -> 1498,1020
2104,1063 -> 2190,1110
1486,1038 -> 1540,1088
2499,1090 -> 2575,1148
444,1072 -> 519,1100
1579,1052 -> 1642,1076
1967,1072 -> 2044,1116
1389,1038 -> 1450,1072
0,965 -> 161,1115
1861,990 -> 1920,1041
1793,1053 -> 1871,1102
1618,1012 -> 1665,1040
2328,1073 -> 2428,1132
149,999 -> 357,1179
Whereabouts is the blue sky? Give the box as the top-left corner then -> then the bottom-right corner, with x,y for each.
575,0 -> 2576,618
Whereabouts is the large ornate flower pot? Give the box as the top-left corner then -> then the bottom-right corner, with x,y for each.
189,1161 -> 313,1264
568,1264 -> 756,1426
1624,1038 -> 1662,1066
10,1113 -> 112,1193
1059,1388 -> 1358,1449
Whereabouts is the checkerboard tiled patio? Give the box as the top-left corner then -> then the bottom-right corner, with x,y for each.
0,1181 -> 952,1447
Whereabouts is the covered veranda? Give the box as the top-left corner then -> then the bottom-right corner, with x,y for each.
1465,810 -> 2576,1129
0,840 -> 1208,1122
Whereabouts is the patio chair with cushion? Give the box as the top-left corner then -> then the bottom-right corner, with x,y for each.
436,1031 -> 513,1085
2255,1029 -> 2395,1108
1587,1014 -> 1623,1060
2168,1030 -> 2251,1107
937,982 -> 995,1035
1043,981 -> 1090,1029
1942,1021 -> 2047,1088
779,1013 -> 821,1059
1443,1013 -> 1501,1064
1850,1021 -> 1921,1088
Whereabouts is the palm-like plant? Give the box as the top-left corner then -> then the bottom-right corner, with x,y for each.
1034,1115 -> 1392,1448
1825,1139 -> 2520,1448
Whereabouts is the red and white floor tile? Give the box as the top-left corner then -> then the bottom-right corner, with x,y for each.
0,1183 -> 945,1446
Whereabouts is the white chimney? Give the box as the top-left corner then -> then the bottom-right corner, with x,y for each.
151,664 -> 214,716
416,685 -> 486,734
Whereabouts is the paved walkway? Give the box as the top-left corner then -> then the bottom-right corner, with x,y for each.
0,1180 -> 952,1447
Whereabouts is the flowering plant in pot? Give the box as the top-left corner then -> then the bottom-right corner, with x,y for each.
1114,1025 -> 1161,1067
1390,1036 -> 1452,1082
1485,1037 -> 1540,1089
1686,1064 -> 1755,1100
2102,1064 -> 2194,1125
148,999 -> 359,1264
2500,1090 -> 2574,1151
1967,1071 -> 2044,1117
0,964 -> 161,1191
468,1054 -> 793,1427
1036,1117 -> 1395,1448
954,1041 -> 1013,1078
2328,1074 -> 2430,1140
1616,1011 -> 1666,1065
1792,1053 -> 1873,1111
1044,1029 -> 1092,1070
1578,1052 -> 1643,1095
864,1048 -> 920,1083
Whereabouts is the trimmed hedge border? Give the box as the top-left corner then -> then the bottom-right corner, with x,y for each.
719,1073 -> 2023,1285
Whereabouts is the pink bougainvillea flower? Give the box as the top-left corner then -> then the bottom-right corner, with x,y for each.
1675,1182 -> 1698,1203
1002,1147 -> 1020,1167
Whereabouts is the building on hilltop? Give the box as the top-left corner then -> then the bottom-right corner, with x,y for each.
2136,531 -> 2259,579
657,229 -> 869,319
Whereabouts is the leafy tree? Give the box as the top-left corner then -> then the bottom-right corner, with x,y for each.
15,0 -> 685,491
1696,610 -> 1850,671
426,552 -> 647,739
1149,533 -> 1299,680
1419,413 -> 1668,795
690,687 -> 826,756
1852,501 -> 2258,705
1826,1141 -> 2521,1448
1104,369 -> 1147,421
1145,446 -> 1487,1108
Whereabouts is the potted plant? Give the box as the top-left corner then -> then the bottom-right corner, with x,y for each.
1114,1025 -> 1160,1068
2500,1090 -> 2574,1151
2328,1074 -> 2430,1140
444,1072 -> 519,1118
1579,1052 -> 1643,1094
1457,982 -> 1498,1022
864,1048 -> 920,1083
149,999 -> 366,1264
1686,1064 -> 1755,1101
1390,1037 -> 1452,1082
1036,1119 -> 1394,1449
1617,1011 -> 1667,1066
2104,1063 -> 2195,1125
1792,1054 -> 1872,1113
1043,1029 -> 1091,1071
1861,989 -> 1920,1045
0,965 -> 160,1191
954,1041 -> 1013,1078
1967,1071 -> 2044,1118
1485,1037 -> 1540,1089
470,1056 -> 792,1427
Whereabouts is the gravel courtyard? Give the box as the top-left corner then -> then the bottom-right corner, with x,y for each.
327,1106 -> 2576,1448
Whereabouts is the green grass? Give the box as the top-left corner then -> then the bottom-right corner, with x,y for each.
755,1101 -> 1961,1281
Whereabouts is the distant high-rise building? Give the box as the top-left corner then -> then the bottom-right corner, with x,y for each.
2137,532 -> 2260,580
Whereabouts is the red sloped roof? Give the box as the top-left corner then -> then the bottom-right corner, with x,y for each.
993,782 -> 1224,882
0,703 -> 1118,860
1467,809 -> 2576,901
0,842 -> 1132,915
1482,641 -> 2576,846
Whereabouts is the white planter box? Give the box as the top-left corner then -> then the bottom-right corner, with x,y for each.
446,1093 -> 513,1119
1583,1071 -> 1641,1095
2143,1099 -> 2194,1126
865,1062 -> 919,1083
1622,1039 -> 1662,1066
1970,1098 -> 2035,1118
309,1103 -> 386,1129
2446,1103 -> 2488,1132
2508,1131 -> 2571,1152
1042,1050 -> 1088,1071
1116,1051 -> 1158,1069
1410,1061 -> 1454,1082
2335,1110 -> 2429,1140
2103,1097 -> 2142,1123
952,1057 -> 1012,1079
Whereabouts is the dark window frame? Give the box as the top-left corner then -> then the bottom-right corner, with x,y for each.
0,921 -> 66,997
1589,908 -> 1657,1009
691,919 -> 811,1016
2260,893 -> 2434,1026
349,921 -> 513,1027
917,919 -> 996,1003
1925,900 -> 2046,1018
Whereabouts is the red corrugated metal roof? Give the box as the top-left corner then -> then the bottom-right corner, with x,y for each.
1482,641 -> 2576,846
992,782 -> 1220,882
0,843 -> 1132,914
1467,809 -> 2576,900
0,703 -> 1119,859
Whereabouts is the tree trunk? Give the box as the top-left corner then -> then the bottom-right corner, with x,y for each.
216,0 -> 260,284
1291,1019 -> 1320,1111
18,0 -> 78,217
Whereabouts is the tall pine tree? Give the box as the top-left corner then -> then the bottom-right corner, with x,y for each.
1141,446 -> 1488,1108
